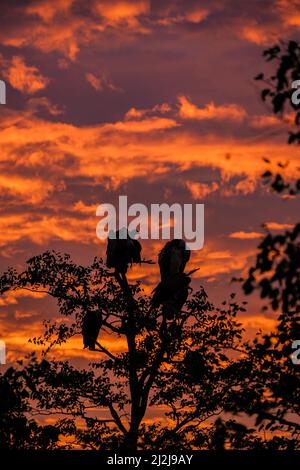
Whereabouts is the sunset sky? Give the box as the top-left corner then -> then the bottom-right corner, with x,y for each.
0,0 -> 300,368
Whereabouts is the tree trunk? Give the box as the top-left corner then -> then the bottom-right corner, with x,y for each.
122,430 -> 138,451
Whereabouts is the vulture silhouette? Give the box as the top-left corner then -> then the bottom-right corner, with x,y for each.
158,239 -> 190,281
152,272 -> 191,319
106,228 -> 142,275
152,239 -> 192,319
82,310 -> 102,350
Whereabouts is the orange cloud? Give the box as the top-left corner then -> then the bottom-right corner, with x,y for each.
1,107 -> 300,195
86,72 -> 121,92
188,244 -> 253,278
125,103 -> 172,120
276,0 -> 300,27
178,96 -> 247,122
229,231 -> 263,239
185,9 -> 209,23
186,181 -> 219,199
0,1 -> 208,65
250,115 -> 283,128
27,97 -> 63,116
241,314 -> 277,332
0,174 -> 54,203
0,212 -> 97,247
157,8 -> 208,26
264,221 -> 295,230
3,56 -> 49,94
250,113 -> 295,128
95,0 -> 150,27
240,25 -> 278,45
0,101 -> 299,256
0,1 -> 149,61
73,201 -> 98,215
1,14 -> 89,61
221,178 -> 257,197
15,310 -> 38,320
0,289 -> 47,307
106,117 -> 179,133
26,0 -> 74,22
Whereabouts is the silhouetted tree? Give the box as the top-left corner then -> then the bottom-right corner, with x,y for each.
0,364 -> 60,449
223,40 -> 300,446
0,250 -> 248,450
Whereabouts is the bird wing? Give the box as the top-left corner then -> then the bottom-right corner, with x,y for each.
129,238 -> 142,263
82,311 -> 102,348
158,241 -> 173,279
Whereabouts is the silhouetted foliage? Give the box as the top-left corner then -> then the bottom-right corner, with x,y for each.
0,250 -> 249,450
255,41 -> 300,125
0,364 -> 60,449
232,39 -> 300,444
256,40 -> 300,194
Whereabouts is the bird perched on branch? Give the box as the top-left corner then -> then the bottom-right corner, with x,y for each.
106,228 -> 142,273
152,272 -> 191,319
158,239 -> 190,281
152,239 -> 196,319
82,310 -> 102,350
106,228 -> 142,293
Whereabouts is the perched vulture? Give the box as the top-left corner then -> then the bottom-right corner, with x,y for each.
152,239 -> 192,319
152,272 -> 191,319
106,228 -> 142,275
158,239 -> 190,281
82,311 -> 102,350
